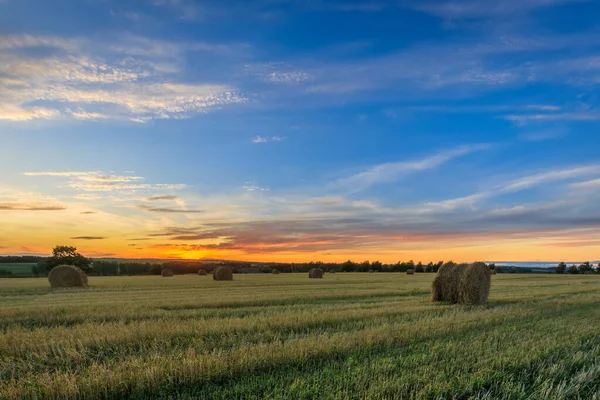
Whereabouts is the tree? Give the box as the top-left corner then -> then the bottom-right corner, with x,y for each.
567,265 -> 578,274
496,266 -> 504,273
555,262 -> 567,274
578,261 -> 593,274
44,246 -> 92,273
371,261 -> 383,272
341,260 -> 356,272
415,262 -> 424,273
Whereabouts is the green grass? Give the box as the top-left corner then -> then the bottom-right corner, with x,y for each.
0,263 -> 36,276
1,273 -> 599,399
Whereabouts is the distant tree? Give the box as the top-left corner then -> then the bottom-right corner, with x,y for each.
341,260 -> 355,272
509,267 -> 517,274
496,266 -> 504,273
31,265 -> 40,277
567,265 -> 579,274
578,261 -> 593,274
44,246 -> 92,273
0,269 -> 12,277
406,260 -> 416,271
371,261 -> 383,272
434,261 -> 443,272
596,263 -> 600,274
425,262 -> 434,273
359,261 -> 371,272
149,264 -> 162,275
488,263 -> 496,270
555,262 -> 567,274
415,262 -> 424,273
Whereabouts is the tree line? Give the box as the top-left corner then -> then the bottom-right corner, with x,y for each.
1,246 -> 598,277
554,262 -> 600,274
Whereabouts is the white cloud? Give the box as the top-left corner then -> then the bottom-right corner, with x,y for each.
504,112 -> 600,124
23,171 -> 186,192
0,34 -> 247,123
268,71 -> 311,83
502,166 -> 600,192
252,135 -> 286,143
335,144 -> 490,192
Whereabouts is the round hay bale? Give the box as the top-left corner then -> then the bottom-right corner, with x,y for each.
329,269 -> 336,274
161,268 -> 174,277
432,262 -> 490,305
197,269 -> 208,276
457,263 -> 491,305
213,266 -> 233,281
490,269 -> 497,275
406,269 -> 415,275
272,269 -> 280,274
308,268 -> 324,278
431,262 -> 461,303
48,265 -> 87,289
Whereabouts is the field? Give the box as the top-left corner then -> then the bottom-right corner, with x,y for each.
0,263 -> 36,276
1,273 -> 600,399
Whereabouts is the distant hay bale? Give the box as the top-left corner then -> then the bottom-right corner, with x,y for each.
213,266 -> 233,281
197,269 -> 208,276
490,269 -> 497,275
272,269 -> 280,274
48,265 -> 87,289
329,269 -> 336,274
406,269 -> 415,275
308,268 -> 324,278
161,268 -> 174,277
584,271 -> 593,275
432,262 -> 490,305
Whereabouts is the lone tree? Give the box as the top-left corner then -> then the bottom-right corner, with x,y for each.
43,246 -> 92,273
556,262 -> 567,274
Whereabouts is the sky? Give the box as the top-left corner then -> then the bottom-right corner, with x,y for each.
1,0 -> 600,263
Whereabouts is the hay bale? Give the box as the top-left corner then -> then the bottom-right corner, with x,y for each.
490,269 -> 497,275
406,269 -> 415,275
48,265 -> 87,289
213,266 -> 233,281
161,268 -> 174,277
197,269 -> 208,276
329,269 -> 336,274
272,269 -> 280,274
584,271 -> 593,275
431,262 -> 490,305
308,268 -> 324,278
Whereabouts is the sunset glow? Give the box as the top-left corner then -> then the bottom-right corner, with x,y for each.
2,0 -> 600,263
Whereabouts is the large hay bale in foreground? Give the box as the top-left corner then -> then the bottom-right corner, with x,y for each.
406,269 -> 415,275
161,268 -> 174,277
197,269 -> 208,276
432,263 -> 490,305
48,265 -> 87,289
308,268 -> 324,278
213,266 -> 233,281
272,269 -> 280,274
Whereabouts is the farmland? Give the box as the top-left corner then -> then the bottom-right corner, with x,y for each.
1,273 -> 600,399
0,263 -> 36,277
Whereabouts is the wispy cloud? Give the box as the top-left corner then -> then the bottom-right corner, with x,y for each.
502,166 -> 600,192
24,171 -> 186,192
252,135 -> 286,143
335,144 -> 490,192
136,205 -> 204,213
70,236 -> 106,240
146,195 -> 179,201
0,202 -> 66,211
0,34 -> 247,123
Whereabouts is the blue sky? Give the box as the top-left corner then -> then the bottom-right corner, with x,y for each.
1,0 -> 600,262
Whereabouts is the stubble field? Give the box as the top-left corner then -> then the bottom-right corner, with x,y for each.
1,273 -> 600,399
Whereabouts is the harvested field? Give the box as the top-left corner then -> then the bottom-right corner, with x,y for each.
1,273 -> 600,399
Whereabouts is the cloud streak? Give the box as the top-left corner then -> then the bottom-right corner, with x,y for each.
335,144 -> 490,192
